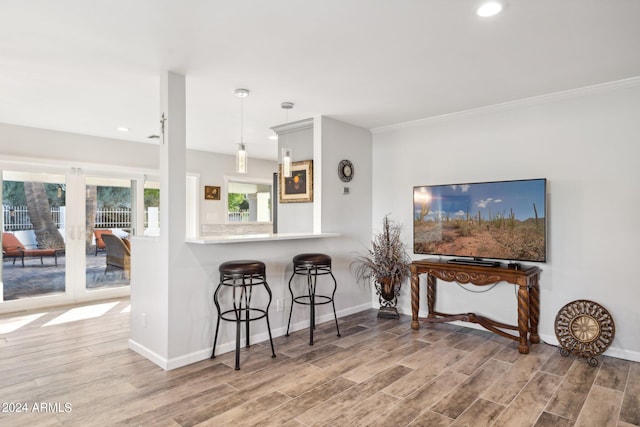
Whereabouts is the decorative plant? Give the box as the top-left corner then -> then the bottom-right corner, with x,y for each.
353,214 -> 411,318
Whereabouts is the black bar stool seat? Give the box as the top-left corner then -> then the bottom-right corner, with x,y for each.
286,253 -> 341,345
211,260 -> 276,370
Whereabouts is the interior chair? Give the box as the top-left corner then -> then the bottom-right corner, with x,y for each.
211,260 -> 276,370
102,233 -> 131,277
286,253 -> 340,345
2,232 -> 60,267
94,229 -> 112,255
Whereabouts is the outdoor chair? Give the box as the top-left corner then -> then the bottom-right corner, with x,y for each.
2,232 -> 61,267
94,229 -> 112,255
102,233 -> 131,278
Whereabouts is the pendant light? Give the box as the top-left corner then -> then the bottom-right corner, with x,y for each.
235,88 -> 249,173
281,101 -> 294,178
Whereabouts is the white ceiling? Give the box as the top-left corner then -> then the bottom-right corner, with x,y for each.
1,1 -> 639,161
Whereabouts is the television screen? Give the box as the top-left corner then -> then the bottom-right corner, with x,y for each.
413,178 -> 547,263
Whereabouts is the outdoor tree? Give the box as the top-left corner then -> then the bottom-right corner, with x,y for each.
144,188 -> 160,208
2,181 -> 27,205
23,181 -> 65,249
3,181 -> 65,207
228,193 -> 248,212
85,185 -> 98,253
97,186 -> 131,209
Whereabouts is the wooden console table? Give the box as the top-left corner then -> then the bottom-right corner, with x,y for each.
410,259 -> 541,354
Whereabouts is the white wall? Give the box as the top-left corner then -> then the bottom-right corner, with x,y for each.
186,149 -> 277,228
276,122 -> 315,233
315,116 -> 374,330
372,78 -> 640,361
0,122 -> 159,169
320,117 -> 373,237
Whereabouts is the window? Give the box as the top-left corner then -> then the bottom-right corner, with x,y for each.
226,178 -> 272,223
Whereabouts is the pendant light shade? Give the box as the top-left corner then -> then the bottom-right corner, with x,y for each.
237,142 -> 248,174
282,147 -> 292,178
235,88 -> 249,173
281,101 -> 294,178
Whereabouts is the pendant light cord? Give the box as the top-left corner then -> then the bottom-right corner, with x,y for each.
240,96 -> 244,144
284,107 -> 288,147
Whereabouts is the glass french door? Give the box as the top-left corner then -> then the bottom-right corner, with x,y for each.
1,170 -> 68,303
84,176 -> 135,292
1,166 -> 150,311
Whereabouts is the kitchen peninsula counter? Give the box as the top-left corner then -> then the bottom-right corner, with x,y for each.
186,232 -> 339,244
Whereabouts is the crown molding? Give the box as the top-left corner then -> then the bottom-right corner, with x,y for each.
371,76 -> 640,134
271,118 -> 314,135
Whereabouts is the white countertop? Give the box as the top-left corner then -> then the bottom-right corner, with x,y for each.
185,232 -> 340,244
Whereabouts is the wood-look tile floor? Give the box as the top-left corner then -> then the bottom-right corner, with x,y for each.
1,298 -> 639,426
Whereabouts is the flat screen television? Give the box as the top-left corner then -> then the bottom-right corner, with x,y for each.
413,178 -> 547,263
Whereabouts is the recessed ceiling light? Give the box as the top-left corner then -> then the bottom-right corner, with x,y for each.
268,134 -> 278,140
477,1 -> 503,17
117,127 -> 129,132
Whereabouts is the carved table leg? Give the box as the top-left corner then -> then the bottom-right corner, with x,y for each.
528,275 -> 540,344
517,285 -> 530,354
427,274 -> 437,319
411,266 -> 420,330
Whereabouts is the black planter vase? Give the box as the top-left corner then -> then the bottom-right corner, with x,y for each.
375,277 -> 400,319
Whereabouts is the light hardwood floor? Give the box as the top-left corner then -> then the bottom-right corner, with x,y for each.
0,298 -> 638,426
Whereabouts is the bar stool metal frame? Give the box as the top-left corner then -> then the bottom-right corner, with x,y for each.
286,253 -> 341,345
211,260 -> 276,370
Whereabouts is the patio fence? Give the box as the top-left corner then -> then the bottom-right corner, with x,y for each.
3,205 -> 249,230
228,211 -> 250,222
2,205 -> 159,230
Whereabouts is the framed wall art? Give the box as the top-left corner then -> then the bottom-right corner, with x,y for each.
279,160 -> 313,203
204,185 -> 221,200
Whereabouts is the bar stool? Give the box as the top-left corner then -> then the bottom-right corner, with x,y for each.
211,260 -> 276,370
286,253 -> 341,345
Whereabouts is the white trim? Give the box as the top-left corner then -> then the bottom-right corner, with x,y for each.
539,333 -> 640,363
0,289 -> 130,315
223,175 -> 274,225
157,302 -> 372,371
271,118 -> 314,135
1,160 -> 139,313
313,116 -> 322,233
372,76 -> 640,134
285,302 -> 372,337
128,339 -> 169,370
0,154 -> 159,177
412,308 -> 640,363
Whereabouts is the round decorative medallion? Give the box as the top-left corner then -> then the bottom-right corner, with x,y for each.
570,315 -> 600,343
338,159 -> 354,182
554,299 -> 615,366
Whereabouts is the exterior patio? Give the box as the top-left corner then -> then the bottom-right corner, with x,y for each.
2,251 -> 129,301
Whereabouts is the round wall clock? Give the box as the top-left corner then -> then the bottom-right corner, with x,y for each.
554,299 -> 615,367
338,159 -> 354,182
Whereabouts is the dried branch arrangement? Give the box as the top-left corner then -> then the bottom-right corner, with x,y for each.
353,215 -> 411,299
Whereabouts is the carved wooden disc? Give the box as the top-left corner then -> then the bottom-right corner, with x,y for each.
554,299 -> 614,358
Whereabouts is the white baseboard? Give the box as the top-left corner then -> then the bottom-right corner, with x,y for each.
404,316 -> 640,363
128,339 -> 169,370
285,302 -> 372,335
135,302 -> 373,371
539,333 -> 640,363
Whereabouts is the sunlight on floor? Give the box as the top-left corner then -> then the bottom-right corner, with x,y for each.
0,312 -> 47,334
121,304 -> 130,313
43,301 -> 119,327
